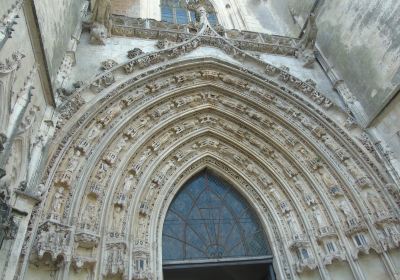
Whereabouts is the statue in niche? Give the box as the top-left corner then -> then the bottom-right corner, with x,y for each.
132,148 -> 152,174
112,205 -> 123,232
51,187 -> 65,214
115,136 -> 128,154
320,169 -> 336,188
66,149 -> 83,173
82,200 -> 97,231
347,163 -> 364,179
268,186 -> 282,202
157,160 -> 175,179
366,191 -> 386,215
137,217 -> 147,240
313,207 -> 327,228
286,213 -> 301,237
122,174 -> 135,194
337,200 -> 354,219
87,122 -> 103,140
91,0 -> 112,35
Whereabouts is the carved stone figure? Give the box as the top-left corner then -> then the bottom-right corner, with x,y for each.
268,187 -> 282,202
287,213 -> 301,237
66,149 -> 83,173
112,205 -> 123,232
82,200 -> 97,231
101,59 -> 118,70
313,207 -> 327,228
104,244 -> 125,276
338,200 -> 354,219
123,174 -> 135,194
132,149 -> 152,175
127,48 -> 143,59
90,22 -> 108,45
91,0 -> 112,33
320,170 -> 336,188
97,102 -> 124,126
153,160 -> 175,185
51,187 -> 65,214
366,191 -> 386,216
87,122 -> 104,140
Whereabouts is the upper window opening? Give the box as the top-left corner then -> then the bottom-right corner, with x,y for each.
160,0 -> 219,25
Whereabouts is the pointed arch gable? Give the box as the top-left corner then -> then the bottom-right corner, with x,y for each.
28,54 -> 399,280
150,155 -> 290,279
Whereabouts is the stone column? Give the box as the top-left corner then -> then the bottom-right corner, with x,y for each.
0,191 -> 39,280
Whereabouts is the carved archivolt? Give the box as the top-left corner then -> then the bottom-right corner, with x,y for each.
22,26 -> 399,280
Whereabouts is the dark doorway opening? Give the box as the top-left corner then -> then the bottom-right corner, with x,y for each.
163,257 -> 276,280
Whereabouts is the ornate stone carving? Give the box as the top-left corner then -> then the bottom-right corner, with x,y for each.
132,242 -> 153,280
365,191 -> 388,219
80,199 -> 98,232
91,0 -> 112,35
153,160 -> 175,185
25,32 -> 399,280
103,243 -> 127,277
0,0 -> 23,50
75,223 -> 100,247
386,183 -> 400,207
131,148 -> 152,175
110,204 -> 124,234
90,22 -> 108,45
127,48 -> 144,59
72,255 -> 97,271
55,149 -> 83,188
101,59 -> 118,70
0,51 -> 24,73
49,187 -> 66,220
35,222 -> 72,262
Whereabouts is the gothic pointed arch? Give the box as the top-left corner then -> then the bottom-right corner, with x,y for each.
19,11 -> 400,280
162,169 -> 271,262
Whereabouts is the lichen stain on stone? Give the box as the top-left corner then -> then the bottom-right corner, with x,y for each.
317,0 -> 400,119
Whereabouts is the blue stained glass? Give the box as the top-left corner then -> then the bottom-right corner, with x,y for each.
176,8 -> 188,24
189,10 -> 196,22
162,170 -> 271,261
207,13 -> 218,25
161,6 -> 174,23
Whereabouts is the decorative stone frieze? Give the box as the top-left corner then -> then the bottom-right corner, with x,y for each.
0,0 -> 23,50
0,51 -> 24,73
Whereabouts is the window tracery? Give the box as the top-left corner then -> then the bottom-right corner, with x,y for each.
162,169 -> 271,262
160,0 -> 218,25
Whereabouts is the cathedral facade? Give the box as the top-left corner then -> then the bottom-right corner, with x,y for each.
1,0 -> 400,279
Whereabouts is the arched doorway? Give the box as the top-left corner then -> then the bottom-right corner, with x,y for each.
162,169 -> 276,280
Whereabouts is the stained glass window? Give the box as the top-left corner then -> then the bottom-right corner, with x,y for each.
160,0 -> 218,25
162,170 -> 271,262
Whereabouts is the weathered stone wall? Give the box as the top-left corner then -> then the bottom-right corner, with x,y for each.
0,2 -> 57,279
370,91 -> 400,178
317,0 -> 400,124
33,0 -> 86,90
